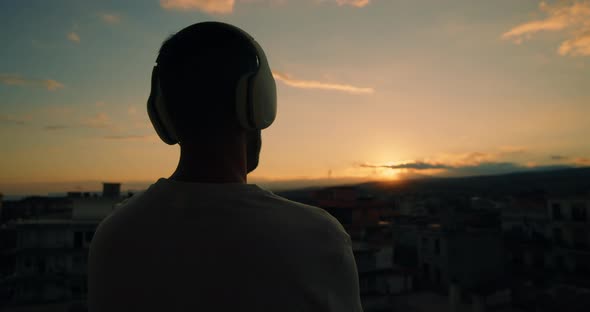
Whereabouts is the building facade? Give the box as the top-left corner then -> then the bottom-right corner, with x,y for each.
0,183 -> 123,311
547,197 -> 590,281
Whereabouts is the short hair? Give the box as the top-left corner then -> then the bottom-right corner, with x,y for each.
156,22 -> 258,137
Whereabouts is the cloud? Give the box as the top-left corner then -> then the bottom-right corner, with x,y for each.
44,80 -> 64,90
358,160 -> 577,177
103,134 -> 158,141
127,106 -> 138,116
558,30 -> 590,56
498,145 -> 528,155
574,157 -> 590,165
549,155 -> 590,165
81,113 -> 111,129
272,71 -> 375,95
160,0 -> 235,14
99,13 -> 121,24
502,1 -> 590,56
44,125 -> 69,130
42,114 -> 110,131
437,148 -> 529,167
448,162 -> 530,177
0,73 -> 64,91
0,114 -> 31,125
67,32 -> 80,43
550,155 -> 568,160
333,0 -> 370,8
360,161 -> 450,170
457,152 -> 494,164
357,147 -> 590,178
160,0 -> 369,13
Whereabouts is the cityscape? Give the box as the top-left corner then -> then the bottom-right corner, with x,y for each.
1,167 -> 589,312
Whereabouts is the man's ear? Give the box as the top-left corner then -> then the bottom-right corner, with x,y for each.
246,130 -> 261,173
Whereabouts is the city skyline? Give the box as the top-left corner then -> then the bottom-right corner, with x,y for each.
1,0 -> 590,195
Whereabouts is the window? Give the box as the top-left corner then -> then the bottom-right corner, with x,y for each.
423,263 -> 430,279
434,267 -> 441,285
37,258 -> 46,273
512,252 -> 524,268
72,255 -> 83,265
553,227 -> 564,245
74,231 -> 82,248
85,231 -> 94,243
434,238 -> 440,255
422,237 -> 429,249
573,229 -> 588,249
72,285 -> 81,297
533,252 -> 544,268
512,225 -> 523,232
24,256 -> 32,268
571,203 -> 587,222
367,276 -> 377,292
552,203 -> 563,220
554,255 -> 565,270
575,255 -> 590,274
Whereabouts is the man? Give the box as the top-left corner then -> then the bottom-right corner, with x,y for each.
88,22 -> 363,312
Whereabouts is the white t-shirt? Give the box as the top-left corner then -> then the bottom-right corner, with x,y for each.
88,178 -> 363,312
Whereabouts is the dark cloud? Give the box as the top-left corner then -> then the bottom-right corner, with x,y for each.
447,162 -> 526,177
359,160 -> 575,177
41,113 -> 112,131
103,135 -> 155,141
0,114 -> 29,125
550,155 -> 568,160
44,125 -> 69,130
361,161 -> 451,170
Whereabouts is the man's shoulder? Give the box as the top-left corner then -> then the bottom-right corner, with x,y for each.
265,192 -> 336,220
260,192 -> 351,243
94,185 -> 350,246
91,191 -> 148,248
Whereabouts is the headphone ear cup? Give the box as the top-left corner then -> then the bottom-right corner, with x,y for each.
250,70 -> 276,129
248,41 -> 277,130
235,73 -> 256,129
148,67 -> 179,145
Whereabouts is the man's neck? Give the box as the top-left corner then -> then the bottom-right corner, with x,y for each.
170,138 -> 247,184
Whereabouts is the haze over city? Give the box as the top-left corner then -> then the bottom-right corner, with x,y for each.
1,0 -> 590,195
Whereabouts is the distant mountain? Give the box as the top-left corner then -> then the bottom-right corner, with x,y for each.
367,167 -> 590,198
276,167 -> 590,202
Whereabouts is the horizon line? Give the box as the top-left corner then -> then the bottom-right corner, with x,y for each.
2,166 -> 589,197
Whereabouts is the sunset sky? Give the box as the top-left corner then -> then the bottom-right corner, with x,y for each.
1,0 -> 589,195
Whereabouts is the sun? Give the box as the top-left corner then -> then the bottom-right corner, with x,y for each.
377,168 -> 400,181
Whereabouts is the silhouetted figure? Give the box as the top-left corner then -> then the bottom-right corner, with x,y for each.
88,22 -> 363,312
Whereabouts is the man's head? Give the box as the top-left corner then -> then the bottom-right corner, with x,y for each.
147,22 -> 276,173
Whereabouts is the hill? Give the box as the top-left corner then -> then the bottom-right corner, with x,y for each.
277,167 -> 590,201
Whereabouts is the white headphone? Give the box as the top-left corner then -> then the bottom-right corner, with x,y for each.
147,22 -> 277,145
